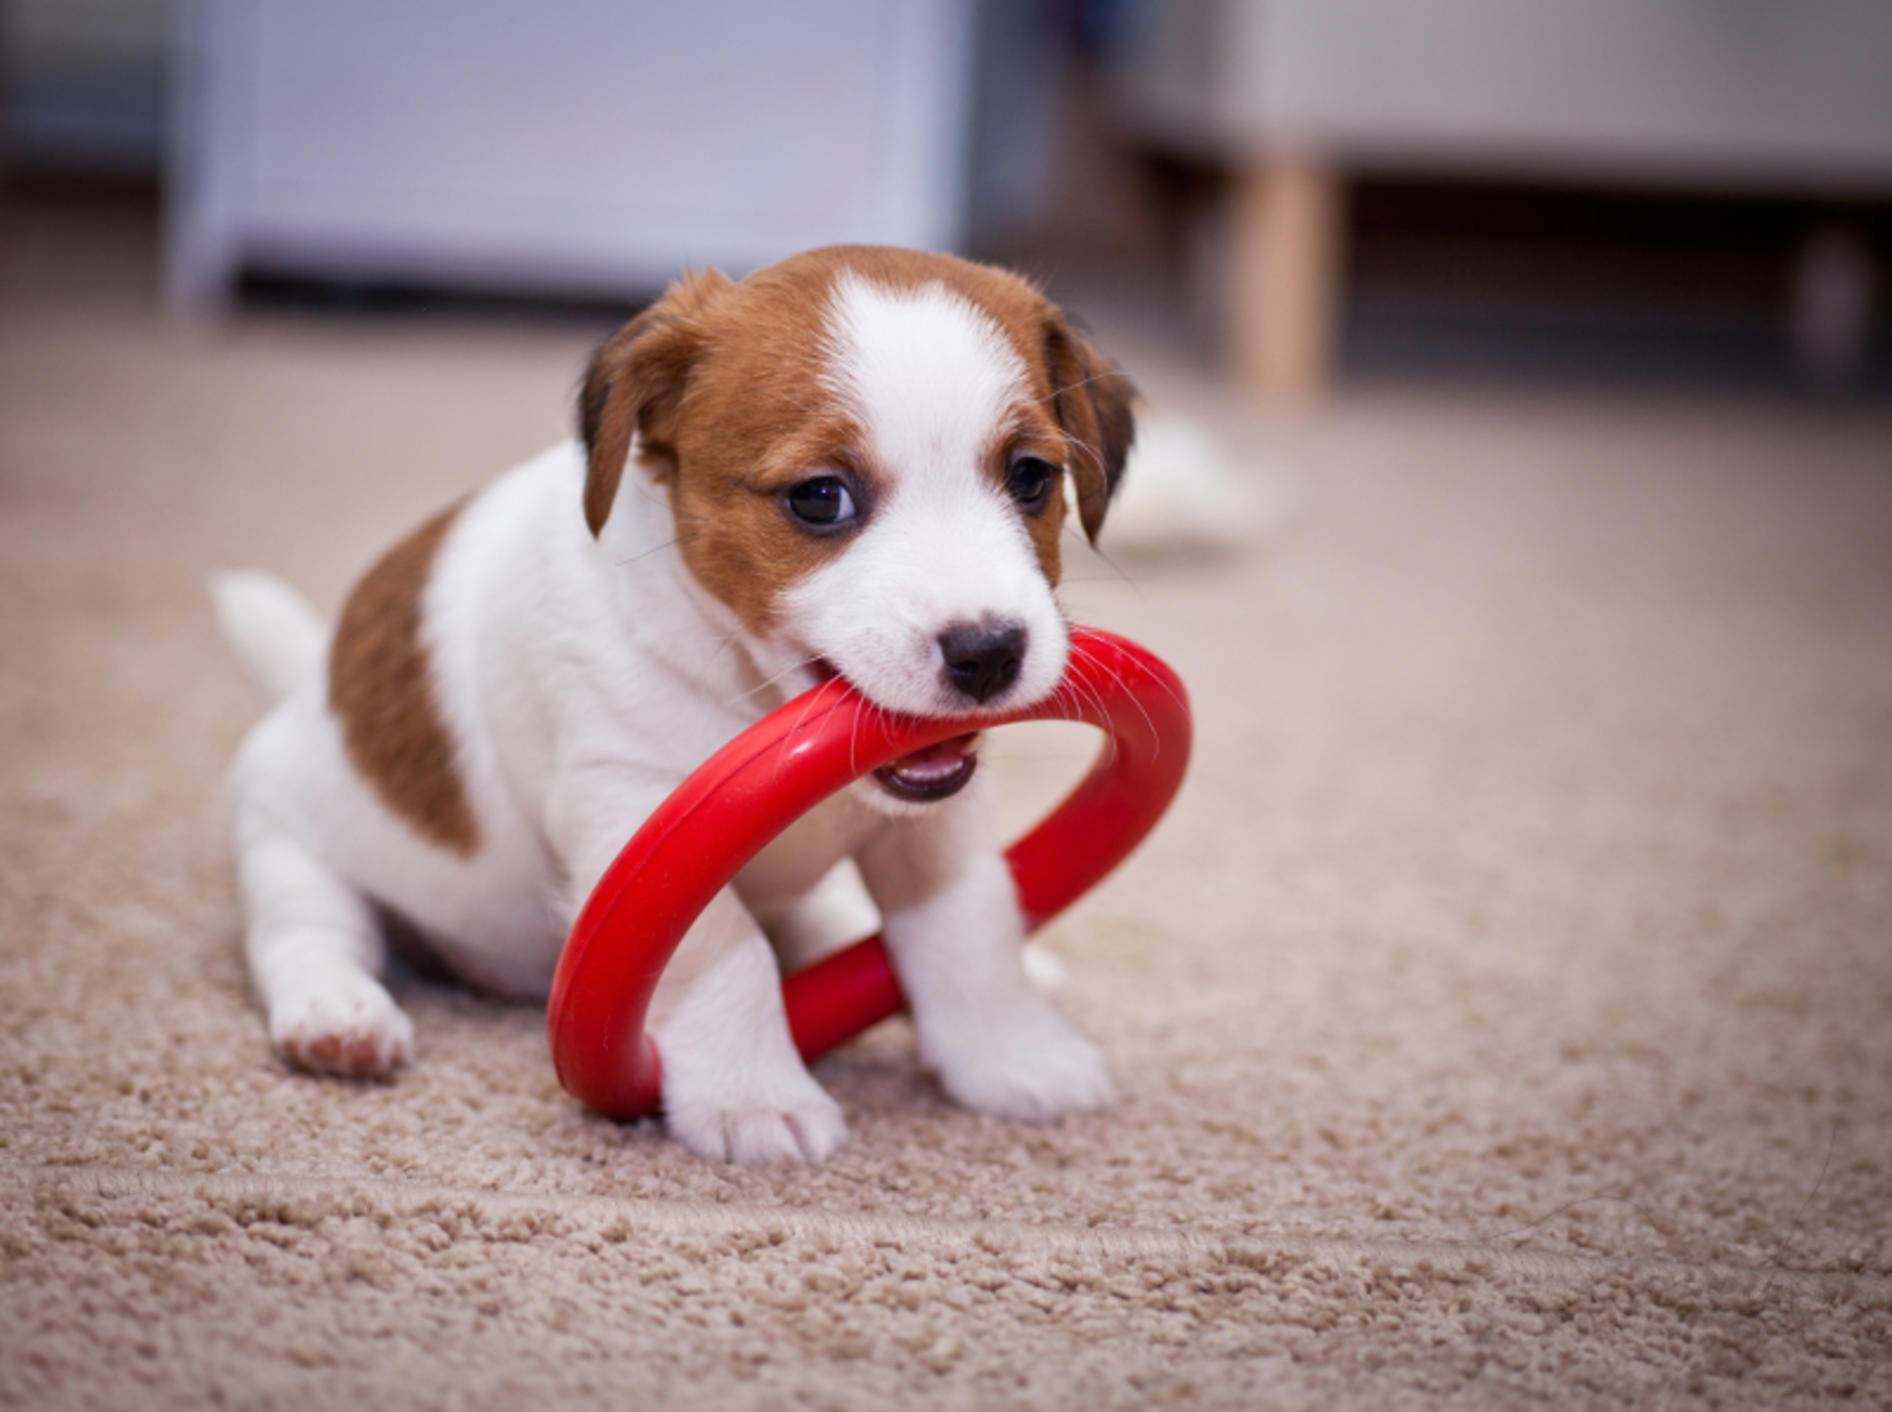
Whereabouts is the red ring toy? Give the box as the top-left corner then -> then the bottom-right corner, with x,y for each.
546,626 -> 1191,1120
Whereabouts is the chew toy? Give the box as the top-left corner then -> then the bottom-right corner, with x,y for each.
546,627 -> 1191,1119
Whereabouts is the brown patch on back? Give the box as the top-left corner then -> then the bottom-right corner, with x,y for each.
329,506 -> 480,855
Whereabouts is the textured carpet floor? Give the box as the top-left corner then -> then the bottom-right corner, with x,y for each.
3,202 -> 1891,1408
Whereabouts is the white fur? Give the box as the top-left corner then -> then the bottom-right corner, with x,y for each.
220,272 -> 1112,1161
858,775 -> 1113,1121
793,275 -> 1068,716
210,570 -> 326,704
1099,412 -> 1295,555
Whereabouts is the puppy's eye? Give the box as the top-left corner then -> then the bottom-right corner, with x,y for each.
784,476 -> 858,531
1006,456 -> 1057,512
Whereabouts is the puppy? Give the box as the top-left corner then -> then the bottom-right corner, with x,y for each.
214,246 -> 1136,1164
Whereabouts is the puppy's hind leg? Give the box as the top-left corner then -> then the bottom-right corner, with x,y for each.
236,817 -> 414,1078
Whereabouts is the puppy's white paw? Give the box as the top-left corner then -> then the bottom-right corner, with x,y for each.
1021,942 -> 1069,996
268,972 -> 414,1078
924,1002 -> 1115,1122
665,1076 -> 848,1166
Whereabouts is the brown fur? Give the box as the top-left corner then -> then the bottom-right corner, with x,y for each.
329,506 -> 480,855
577,246 -> 1137,629
580,268 -> 732,535
1041,319 -> 1137,543
978,421 -> 1072,584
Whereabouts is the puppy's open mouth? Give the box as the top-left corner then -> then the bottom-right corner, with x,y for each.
807,658 -> 980,803
874,732 -> 980,802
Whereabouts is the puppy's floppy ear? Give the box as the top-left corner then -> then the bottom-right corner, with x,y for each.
1042,315 -> 1136,544
578,268 -> 732,536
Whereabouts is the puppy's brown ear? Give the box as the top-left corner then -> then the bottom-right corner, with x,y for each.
1042,316 -> 1136,544
578,268 -> 733,536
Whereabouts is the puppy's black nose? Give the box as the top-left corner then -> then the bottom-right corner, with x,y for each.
938,621 -> 1026,704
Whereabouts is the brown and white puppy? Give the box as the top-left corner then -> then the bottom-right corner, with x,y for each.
214,246 -> 1135,1164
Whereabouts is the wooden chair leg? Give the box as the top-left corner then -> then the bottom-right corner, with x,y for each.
1229,154 -> 1346,407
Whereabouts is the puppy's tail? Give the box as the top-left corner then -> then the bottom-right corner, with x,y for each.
209,570 -> 328,705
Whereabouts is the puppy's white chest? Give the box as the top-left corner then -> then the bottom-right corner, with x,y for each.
732,789 -> 883,916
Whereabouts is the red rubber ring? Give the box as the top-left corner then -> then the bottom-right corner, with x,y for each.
546,626 -> 1192,1120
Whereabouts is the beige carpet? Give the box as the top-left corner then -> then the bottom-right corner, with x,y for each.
4,199 -> 1891,1409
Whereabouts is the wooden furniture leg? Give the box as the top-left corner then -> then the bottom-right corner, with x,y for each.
1230,154 -> 1346,407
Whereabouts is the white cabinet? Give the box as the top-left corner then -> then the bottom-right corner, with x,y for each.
167,0 -> 974,306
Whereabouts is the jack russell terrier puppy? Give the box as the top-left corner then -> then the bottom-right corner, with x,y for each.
214,246 -> 1135,1165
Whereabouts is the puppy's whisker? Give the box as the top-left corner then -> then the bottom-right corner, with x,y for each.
1116,648 -> 1190,717
723,655 -> 822,708
1024,370 -> 1120,420
626,476 -> 670,509
1049,681 -> 1107,761
1056,427 -> 1106,474
611,537 -> 680,568
1070,641 -> 1159,758
1069,641 -> 1145,733
1062,644 -> 1127,764
1060,523 -> 1144,600
1051,661 -> 1108,758
773,674 -> 846,780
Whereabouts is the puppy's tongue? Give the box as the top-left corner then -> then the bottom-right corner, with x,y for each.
887,733 -> 977,780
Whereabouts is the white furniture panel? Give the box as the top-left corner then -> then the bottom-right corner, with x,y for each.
168,0 -> 974,306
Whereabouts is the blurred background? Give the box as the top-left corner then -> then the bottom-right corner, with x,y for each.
5,0 -> 1889,400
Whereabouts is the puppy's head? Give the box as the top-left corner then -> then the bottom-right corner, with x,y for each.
579,247 -> 1134,798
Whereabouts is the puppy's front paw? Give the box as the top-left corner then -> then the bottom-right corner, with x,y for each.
924,1002 -> 1115,1123
665,1075 -> 848,1166
268,972 -> 414,1078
